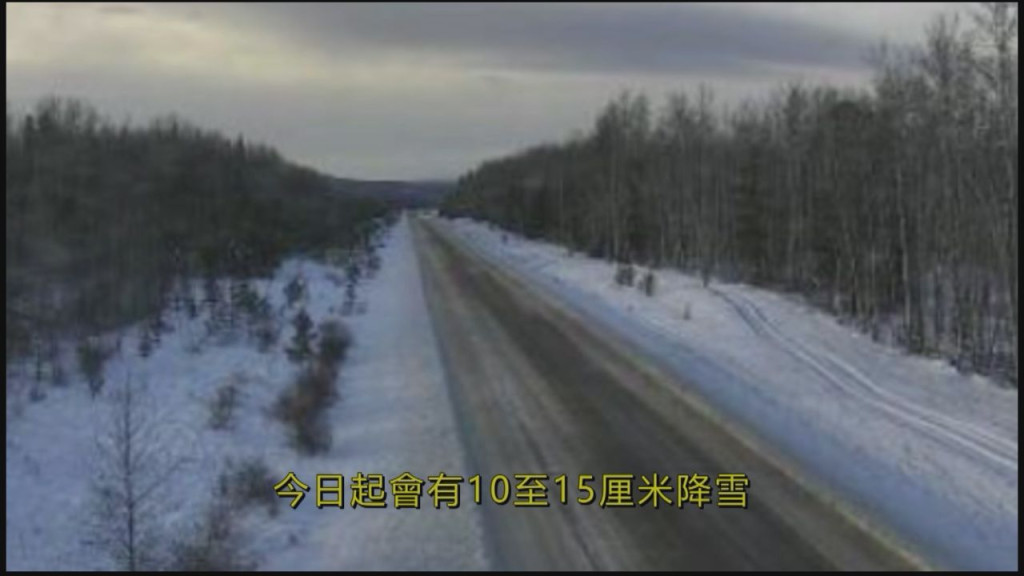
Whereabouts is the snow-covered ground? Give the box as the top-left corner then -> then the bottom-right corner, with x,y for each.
5,215 -> 487,571
5,211 -> 1017,571
262,215 -> 487,571
439,216 -> 1018,571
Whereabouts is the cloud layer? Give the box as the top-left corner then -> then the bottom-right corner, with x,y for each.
6,2 -> 957,179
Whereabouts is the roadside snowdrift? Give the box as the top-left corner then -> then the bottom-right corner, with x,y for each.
6,215 -> 486,571
440,216 -> 1018,571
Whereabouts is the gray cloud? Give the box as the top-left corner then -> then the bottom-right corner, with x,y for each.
7,3 -> 954,179
176,3 -> 873,78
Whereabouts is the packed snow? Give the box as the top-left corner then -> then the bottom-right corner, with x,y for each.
439,216 -> 1018,571
5,215 -> 487,571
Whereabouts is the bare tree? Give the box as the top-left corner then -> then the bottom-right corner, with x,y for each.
441,4 -> 1018,383
87,377 -> 183,571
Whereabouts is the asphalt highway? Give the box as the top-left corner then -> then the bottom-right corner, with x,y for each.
412,217 -> 918,571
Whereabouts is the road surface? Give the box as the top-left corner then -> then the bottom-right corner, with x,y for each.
411,217 -> 921,571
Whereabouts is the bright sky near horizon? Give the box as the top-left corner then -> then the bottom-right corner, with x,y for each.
7,2 -> 961,180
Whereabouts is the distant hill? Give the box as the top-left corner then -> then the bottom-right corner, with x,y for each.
329,178 -> 453,209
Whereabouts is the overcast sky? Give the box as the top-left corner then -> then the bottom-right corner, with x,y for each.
6,2 -> 961,180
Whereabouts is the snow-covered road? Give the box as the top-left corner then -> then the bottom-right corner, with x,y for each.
413,217 -> 915,570
438,216 -> 1018,571
6,212 -> 1016,571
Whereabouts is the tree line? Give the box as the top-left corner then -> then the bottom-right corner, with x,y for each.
7,97 -> 390,364
442,4 -> 1018,383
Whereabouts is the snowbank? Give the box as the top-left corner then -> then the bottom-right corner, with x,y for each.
439,216 -> 1018,571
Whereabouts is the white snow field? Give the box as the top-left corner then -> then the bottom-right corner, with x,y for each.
5,211 -> 1017,571
5,215 -> 487,571
438,216 -> 1018,571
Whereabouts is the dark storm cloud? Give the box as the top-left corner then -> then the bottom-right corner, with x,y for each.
198,3 -> 873,78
